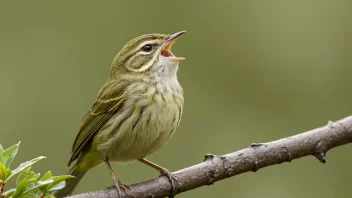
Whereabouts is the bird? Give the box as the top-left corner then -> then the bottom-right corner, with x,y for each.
55,31 -> 186,198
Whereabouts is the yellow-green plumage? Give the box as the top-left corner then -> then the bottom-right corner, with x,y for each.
56,32 -> 185,197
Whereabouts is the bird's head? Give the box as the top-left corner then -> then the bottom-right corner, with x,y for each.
110,31 -> 185,80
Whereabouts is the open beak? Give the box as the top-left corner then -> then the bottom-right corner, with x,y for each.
161,31 -> 186,62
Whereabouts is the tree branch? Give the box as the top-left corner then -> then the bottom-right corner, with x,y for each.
67,116 -> 352,198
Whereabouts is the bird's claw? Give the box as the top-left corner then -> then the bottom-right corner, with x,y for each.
120,183 -> 132,192
107,179 -> 129,198
159,168 -> 179,198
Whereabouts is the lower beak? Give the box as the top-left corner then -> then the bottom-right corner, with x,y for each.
161,31 -> 186,62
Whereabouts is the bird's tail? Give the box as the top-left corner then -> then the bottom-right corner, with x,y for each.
54,167 -> 87,198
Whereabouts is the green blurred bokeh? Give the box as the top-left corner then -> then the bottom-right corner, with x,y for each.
1,1 -> 351,197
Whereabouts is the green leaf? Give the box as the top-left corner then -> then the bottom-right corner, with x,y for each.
16,166 -> 31,186
47,181 -> 66,192
18,192 -> 37,198
51,175 -> 74,184
12,171 -> 40,198
12,181 -> 30,197
5,156 -> 45,182
40,171 -> 52,181
42,174 -> 74,194
39,171 -> 52,192
0,156 -> 4,168
2,188 -> 16,197
0,162 -> 11,181
3,142 -> 20,168
38,173 -> 74,195
31,172 -> 40,182
13,173 -> 33,197
21,178 -> 53,197
0,148 -> 4,167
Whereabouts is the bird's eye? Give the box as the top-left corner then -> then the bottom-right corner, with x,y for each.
141,44 -> 153,52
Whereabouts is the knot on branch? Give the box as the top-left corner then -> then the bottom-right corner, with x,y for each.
204,154 -> 216,161
280,146 -> 292,162
313,152 -> 326,164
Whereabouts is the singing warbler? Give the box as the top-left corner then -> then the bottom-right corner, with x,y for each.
55,31 -> 185,198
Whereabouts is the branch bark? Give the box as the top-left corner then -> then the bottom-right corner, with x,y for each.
67,116 -> 352,198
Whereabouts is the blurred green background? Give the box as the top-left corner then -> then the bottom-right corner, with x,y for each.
1,1 -> 351,197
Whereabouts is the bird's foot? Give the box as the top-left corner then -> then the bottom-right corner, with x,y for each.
159,168 -> 179,198
107,179 -> 129,198
119,183 -> 132,192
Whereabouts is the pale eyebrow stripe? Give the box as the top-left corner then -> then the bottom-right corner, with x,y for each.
123,39 -> 162,58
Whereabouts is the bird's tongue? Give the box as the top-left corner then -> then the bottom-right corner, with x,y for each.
161,43 -> 185,62
161,49 -> 174,57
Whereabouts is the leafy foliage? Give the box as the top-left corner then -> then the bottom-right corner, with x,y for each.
0,142 -> 73,198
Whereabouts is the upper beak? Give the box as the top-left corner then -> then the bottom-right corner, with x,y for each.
161,30 -> 186,62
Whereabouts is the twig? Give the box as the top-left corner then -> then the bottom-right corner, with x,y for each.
67,116 -> 352,198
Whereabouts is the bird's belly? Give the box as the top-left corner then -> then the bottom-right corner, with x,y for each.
93,94 -> 182,162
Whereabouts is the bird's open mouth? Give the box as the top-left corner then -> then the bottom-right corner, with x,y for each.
161,31 -> 186,62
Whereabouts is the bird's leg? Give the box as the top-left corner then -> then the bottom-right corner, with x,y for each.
139,158 -> 179,198
102,156 -> 128,197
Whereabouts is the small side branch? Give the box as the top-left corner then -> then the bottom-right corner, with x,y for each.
67,116 -> 352,198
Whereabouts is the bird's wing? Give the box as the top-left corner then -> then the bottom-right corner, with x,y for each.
68,80 -> 129,166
